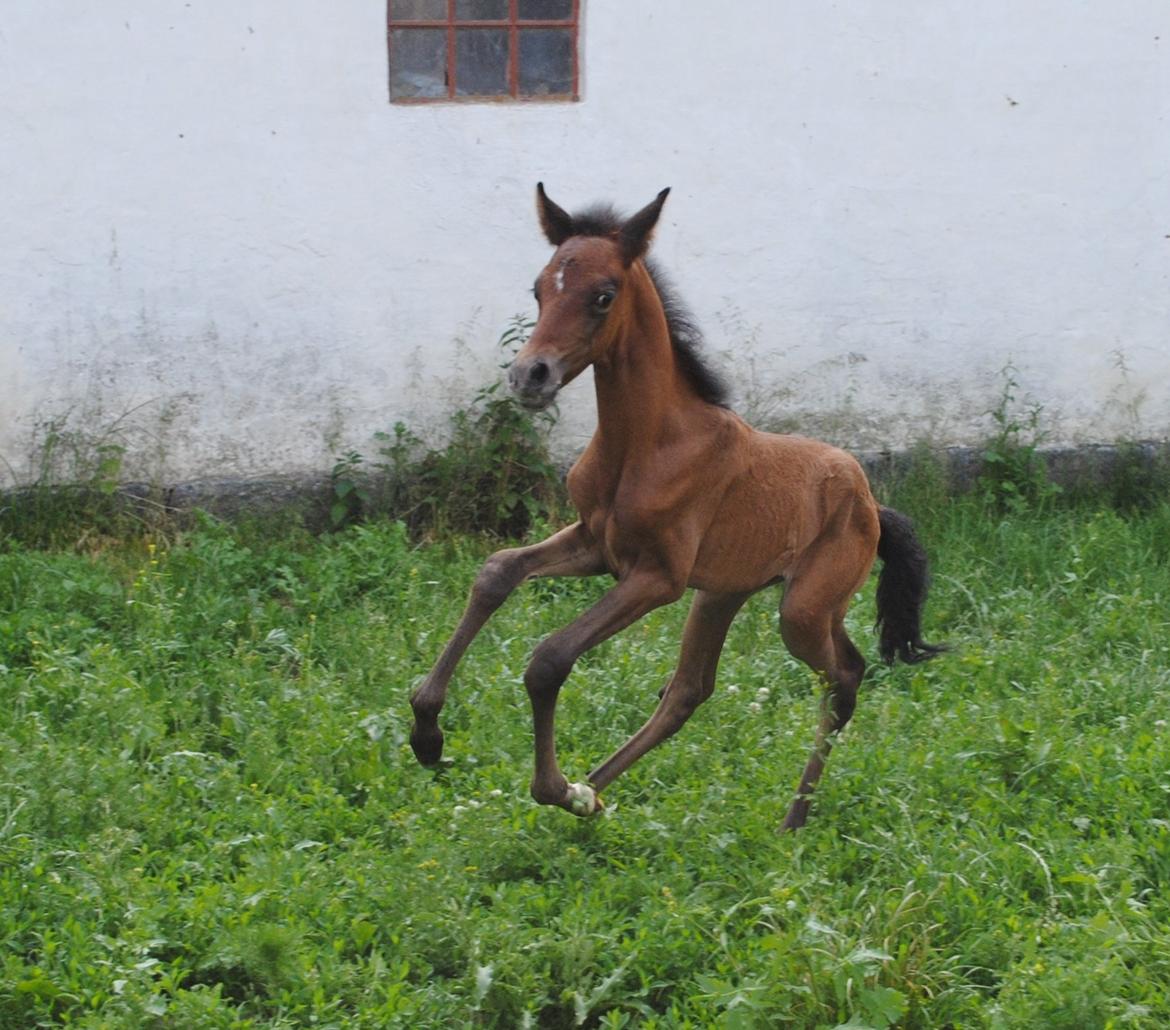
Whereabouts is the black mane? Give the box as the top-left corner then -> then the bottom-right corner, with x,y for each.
566,203 -> 731,408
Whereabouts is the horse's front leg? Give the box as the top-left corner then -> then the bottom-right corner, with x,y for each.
587,589 -> 751,794
409,522 -> 604,765
523,568 -> 685,814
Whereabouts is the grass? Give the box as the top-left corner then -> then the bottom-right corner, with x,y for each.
1,493 -> 1169,1028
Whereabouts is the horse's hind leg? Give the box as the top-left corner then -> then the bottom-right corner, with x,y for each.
780,612 -> 866,830
409,522 -> 604,766
777,532 -> 871,833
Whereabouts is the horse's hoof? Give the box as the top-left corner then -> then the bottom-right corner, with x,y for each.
566,782 -> 603,817
410,723 -> 444,766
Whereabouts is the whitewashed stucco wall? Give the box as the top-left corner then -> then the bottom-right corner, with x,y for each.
1,2 -> 1167,487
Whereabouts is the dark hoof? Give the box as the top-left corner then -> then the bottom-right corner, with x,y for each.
410,723 -> 444,766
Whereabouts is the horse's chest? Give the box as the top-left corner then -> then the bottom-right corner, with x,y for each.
567,462 -> 611,533
570,479 -> 635,574
579,504 -> 623,575
568,456 -> 687,575
576,488 -> 673,578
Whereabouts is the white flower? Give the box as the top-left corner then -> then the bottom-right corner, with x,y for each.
748,702 -> 763,715
756,687 -> 770,702
726,684 -> 740,695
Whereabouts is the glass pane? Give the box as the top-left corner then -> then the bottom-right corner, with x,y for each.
455,29 -> 509,96
390,28 -> 448,99
518,28 -> 573,96
390,0 -> 446,21
456,0 -> 508,20
519,0 -> 573,20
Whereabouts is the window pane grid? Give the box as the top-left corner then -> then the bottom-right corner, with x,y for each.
389,0 -> 578,102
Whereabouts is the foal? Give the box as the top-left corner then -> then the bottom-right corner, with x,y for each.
410,185 -> 942,830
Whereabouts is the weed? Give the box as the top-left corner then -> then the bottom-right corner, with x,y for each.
338,315 -> 567,538
977,365 -> 1062,515
328,450 -> 371,531
0,408 -> 169,550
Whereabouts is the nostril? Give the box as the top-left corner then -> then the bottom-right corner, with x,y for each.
529,360 -> 550,386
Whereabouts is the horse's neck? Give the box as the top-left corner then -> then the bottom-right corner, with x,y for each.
590,282 -> 693,467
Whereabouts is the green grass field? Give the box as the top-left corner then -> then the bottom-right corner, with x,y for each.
2,495 -> 1169,1027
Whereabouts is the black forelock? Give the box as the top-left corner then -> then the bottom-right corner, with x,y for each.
563,203 -> 624,239
559,202 -> 730,409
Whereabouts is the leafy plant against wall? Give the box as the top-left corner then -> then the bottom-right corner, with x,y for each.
977,365 -> 1062,515
328,451 -> 371,531
329,315 -> 567,538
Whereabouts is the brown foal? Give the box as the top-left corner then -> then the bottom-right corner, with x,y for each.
410,185 -> 942,830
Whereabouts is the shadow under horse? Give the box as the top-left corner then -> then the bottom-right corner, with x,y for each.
410,185 -> 944,830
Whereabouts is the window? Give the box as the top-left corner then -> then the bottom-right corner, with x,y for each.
388,1 -> 580,103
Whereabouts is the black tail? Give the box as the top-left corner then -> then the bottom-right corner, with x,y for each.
875,506 -> 946,665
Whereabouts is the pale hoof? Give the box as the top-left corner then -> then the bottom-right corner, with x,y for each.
566,782 -> 602,817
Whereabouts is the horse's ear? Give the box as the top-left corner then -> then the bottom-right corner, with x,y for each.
618,187 -> 670,266
536,183 -> 575,246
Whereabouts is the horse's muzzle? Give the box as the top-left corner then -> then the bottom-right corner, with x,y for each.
508,356 -> 562,410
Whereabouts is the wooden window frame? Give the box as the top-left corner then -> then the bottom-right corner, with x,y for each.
388,0 -> 581,104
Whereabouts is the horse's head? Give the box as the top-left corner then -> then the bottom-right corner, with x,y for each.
508,184 -> 670,411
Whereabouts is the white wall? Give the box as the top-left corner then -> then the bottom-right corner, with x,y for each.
2,2 -> 1168,486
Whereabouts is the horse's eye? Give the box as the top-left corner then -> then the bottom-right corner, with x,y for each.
594,291 -> 615,312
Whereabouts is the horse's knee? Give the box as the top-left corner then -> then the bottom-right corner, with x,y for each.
525,640 -> 573,697
656,679 -> 708,736
472,549 -> 524,610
